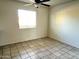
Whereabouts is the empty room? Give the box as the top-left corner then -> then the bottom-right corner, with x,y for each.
0,0 -> 79,59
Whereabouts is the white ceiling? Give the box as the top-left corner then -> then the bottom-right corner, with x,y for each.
43,0 -> 72,5
17,0 -> 73,6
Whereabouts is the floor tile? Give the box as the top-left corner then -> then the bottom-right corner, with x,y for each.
0,38 -> 79,59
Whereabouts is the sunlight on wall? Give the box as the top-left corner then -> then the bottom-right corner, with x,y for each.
49,3 -> 79,48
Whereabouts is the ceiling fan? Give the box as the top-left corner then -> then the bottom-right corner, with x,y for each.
19,0 -> 50,8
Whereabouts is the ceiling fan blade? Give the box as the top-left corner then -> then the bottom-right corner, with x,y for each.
24,3 -> 33,6
30,0 -> 35,3
41,3 -> 50,7
24,3 -> 38,8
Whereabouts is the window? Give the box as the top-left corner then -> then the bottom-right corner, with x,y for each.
18,9 -> 36,29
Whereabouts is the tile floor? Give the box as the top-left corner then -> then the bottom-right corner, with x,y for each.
0,38 -> 79,59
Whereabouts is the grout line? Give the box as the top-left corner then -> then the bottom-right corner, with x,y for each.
15,44 -> 22,59
1,47 -> 3,59
10,45 -> 12,59
21,43 -> 31,58
0,48 -> 2,59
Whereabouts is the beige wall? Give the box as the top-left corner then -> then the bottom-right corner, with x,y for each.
0,0 -> 48,46
49,0 -> 79,48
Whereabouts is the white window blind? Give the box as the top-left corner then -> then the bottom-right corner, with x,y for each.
18,9 -> 36,29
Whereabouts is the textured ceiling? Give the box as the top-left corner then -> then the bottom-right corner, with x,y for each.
17,0 -> 73,6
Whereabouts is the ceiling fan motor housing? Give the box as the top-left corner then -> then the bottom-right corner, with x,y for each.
35,0 -> 50,3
